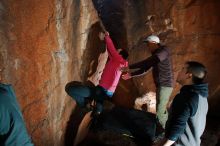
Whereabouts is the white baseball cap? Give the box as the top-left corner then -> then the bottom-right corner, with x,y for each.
144,35 -> 160,44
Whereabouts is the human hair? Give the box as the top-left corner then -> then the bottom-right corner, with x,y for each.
186,61 -> 207,84
119,49 -> 129,60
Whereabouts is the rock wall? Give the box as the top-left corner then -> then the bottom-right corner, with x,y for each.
123,0 -> 220,115
1,0 -> 220,145
93,0 -> 220,114
0,0 -> 101,145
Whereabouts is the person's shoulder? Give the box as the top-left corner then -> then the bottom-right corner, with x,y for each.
187,91 -> 199,102
177,88 -> 198,103
182,87 -> 198,99
184,90 -> 199,111
159,45 -> 170,51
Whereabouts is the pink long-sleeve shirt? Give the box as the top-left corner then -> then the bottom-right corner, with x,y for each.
99,35 -> 128,93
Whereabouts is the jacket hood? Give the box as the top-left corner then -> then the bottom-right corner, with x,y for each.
181,83 -> 208,98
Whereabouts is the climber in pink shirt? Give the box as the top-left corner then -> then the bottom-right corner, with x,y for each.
93,31 -> 129,114
65,31 -> 129,115
99,31 -> 128,93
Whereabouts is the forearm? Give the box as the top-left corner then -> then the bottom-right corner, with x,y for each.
129,55 -> 159,70
162,139 -> 175,146
130,69 -> 147,77
105,35 -> 114,50
129,60 -> 147,69
104,35 -> 119,58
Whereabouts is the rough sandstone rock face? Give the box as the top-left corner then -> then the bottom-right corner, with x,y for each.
92,0 -> 220,116
0,0 -> 220,145
94,0 -> 220,114
0,0 -> 103,145
123,0 -> 220,116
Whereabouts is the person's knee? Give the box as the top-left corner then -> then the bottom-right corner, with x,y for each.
65,83 -> 80,105
65,82 -> 72,95
65,82 -> 81,96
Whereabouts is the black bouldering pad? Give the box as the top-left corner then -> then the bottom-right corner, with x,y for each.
91,106 -> 156,145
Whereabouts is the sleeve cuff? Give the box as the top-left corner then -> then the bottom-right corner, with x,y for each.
165,134 -> 178,141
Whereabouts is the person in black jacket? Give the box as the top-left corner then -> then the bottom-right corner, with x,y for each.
159,61 -> 208,146
122,35 -> 174,132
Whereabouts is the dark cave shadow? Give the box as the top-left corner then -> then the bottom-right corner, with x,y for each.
81,0 -> 130,83
64,80 -> 95,146
80,22 -> 106,82
77,107 -> 156,146
92,0 -> 128,50
64,107 -> 89,146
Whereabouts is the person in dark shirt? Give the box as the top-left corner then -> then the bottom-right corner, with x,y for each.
122,35 -> 174,131
0,68 -> 33,146
159,61 -> 208,146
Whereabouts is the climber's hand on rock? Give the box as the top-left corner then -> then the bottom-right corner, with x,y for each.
99,32 -> 105,40
105,31 -> 109,36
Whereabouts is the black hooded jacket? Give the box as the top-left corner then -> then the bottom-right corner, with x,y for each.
165,83 -> 208,146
